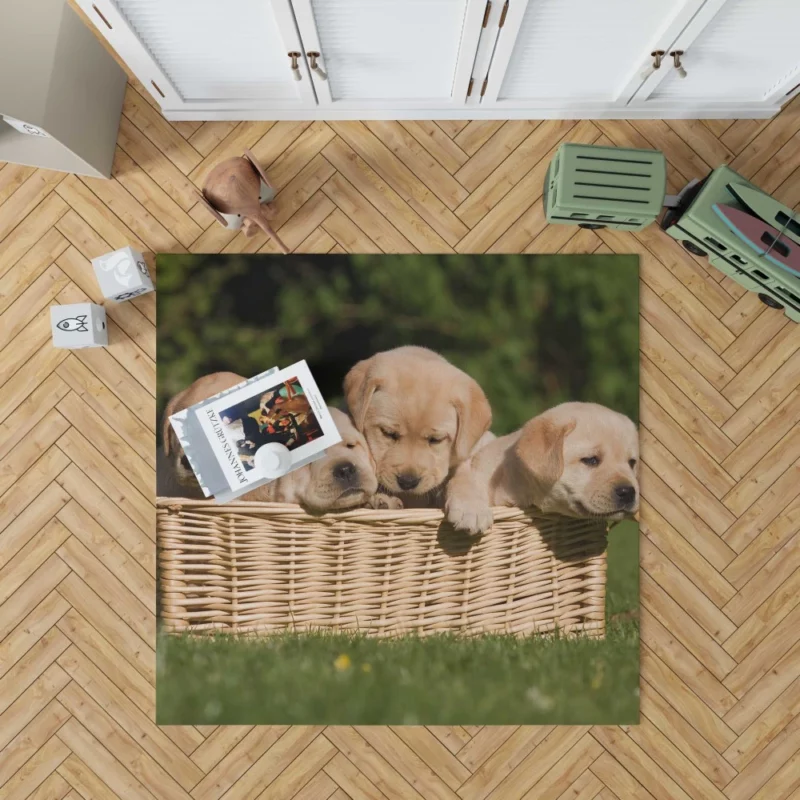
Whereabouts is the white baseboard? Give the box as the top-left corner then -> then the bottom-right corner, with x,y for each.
163,104 -> 779,122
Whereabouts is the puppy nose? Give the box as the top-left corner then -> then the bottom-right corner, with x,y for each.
396,472 -> 421,491
334,462 -> 357,482
615,484 -> 636,506
180,455 -> 191,470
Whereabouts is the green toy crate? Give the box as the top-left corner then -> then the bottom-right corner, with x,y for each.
661,165 -> 800,323
544,144 -> 667,231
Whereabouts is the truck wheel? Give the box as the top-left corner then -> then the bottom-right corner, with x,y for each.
682,240 -> 707,257
578,223 -> 606,230
758,293 -> 784,310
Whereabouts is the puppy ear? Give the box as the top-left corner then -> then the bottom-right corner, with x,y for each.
514,414 -> 576,491
365,438 -> 378,474
452,377 -> 492,463
343,358 -> 380,432
161,391 -> 186,457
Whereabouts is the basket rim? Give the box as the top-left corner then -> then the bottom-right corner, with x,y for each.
156,496 -> 616,528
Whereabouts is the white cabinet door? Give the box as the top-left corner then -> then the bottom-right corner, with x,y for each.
290,0 -> 486,109
479,0 -> 706,110
75,0 -> 316,111
631,0 -> 800,108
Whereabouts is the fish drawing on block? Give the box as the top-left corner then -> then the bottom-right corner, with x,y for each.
99,250 -> 135,286
57,315 -> 89,332
712,204 -> 800,278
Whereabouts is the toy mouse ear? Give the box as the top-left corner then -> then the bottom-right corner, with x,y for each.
196,190 -> 228,227
243,149 -> 273,191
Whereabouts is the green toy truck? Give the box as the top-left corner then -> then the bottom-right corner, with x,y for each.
660,165 -> 800,322
544,143 -> 800,322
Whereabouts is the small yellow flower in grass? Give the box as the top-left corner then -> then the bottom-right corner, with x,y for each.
333,654 -> 351,671
361,663 -> 372,673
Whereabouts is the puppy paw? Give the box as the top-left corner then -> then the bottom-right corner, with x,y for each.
368,493 -> 404,510
445,497 -> 493,535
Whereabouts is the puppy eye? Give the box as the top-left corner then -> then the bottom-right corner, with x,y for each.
346,443 -> 356,449
381,428 -> 399,441
427,436 -> 444,445
581,456 -> 600,467
629,458 -> 637,468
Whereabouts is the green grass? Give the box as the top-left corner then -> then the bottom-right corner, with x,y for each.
157,621 -> 638,725
157,522 -> 639,725
606,520 -> 639,618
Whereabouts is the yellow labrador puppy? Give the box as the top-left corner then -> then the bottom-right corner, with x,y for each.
162,372 -> 395,511
445,402 -> 639,535
344,346 -> 492,505
247,407 -> 399,511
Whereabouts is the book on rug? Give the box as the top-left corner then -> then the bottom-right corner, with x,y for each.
169,360 -> 341,502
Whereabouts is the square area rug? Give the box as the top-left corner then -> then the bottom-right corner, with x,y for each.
156,253 -> 639,725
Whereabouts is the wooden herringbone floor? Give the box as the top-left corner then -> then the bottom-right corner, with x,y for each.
2,72 -> 800,798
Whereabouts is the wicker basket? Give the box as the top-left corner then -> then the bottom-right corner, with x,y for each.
157,499 -> 608,638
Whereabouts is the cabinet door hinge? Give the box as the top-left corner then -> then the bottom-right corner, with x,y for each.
499,0 -> 509,27
482,0 -> 492,27
467,77 -> 474,97
480,77 -> 488,97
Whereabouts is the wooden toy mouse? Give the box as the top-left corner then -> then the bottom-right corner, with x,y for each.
197,149 -> 289,254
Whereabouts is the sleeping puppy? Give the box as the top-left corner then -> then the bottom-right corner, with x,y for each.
162,372 -> 395,511
344,346 -> 492,506
445,402 -> 639,535
246,407 -> 400,511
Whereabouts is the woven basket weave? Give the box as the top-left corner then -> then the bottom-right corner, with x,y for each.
157,499 -> 608,638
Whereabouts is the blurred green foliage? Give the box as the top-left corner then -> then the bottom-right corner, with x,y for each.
157,254 -> 638,442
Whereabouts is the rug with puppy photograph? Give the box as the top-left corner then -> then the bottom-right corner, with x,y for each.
156,253 -> 640,725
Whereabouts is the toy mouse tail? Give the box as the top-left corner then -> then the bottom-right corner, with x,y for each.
253,212 -> 290,254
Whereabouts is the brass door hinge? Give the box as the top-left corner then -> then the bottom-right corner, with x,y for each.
467,77 -> 474,97
480,77 -> 488,97
499,0 -> 509,27
482,0 -> 492,27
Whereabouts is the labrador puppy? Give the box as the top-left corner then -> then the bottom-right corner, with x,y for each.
343,346 -> 492,505
162,372 -> 395,511
246,407 -> 398,511
445,402 -> 639,535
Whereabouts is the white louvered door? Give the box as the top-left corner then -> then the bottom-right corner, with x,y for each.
74,0 -> 794,118
290,0 -> 487,108
74,0 -> 316,111
480,0 -> 707,110
631,0 -> 800,108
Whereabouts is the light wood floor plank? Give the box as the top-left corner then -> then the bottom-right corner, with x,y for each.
55,572 -> 155,684
0,697 -> 71,788
639,679 -> 737,790
0,193 -> 68,275
400,121 -> 469,174
55,426 -> 154,542
122,87 -> 201,176
323,137 -> 448,252
330,121 -> 468,246
455,119 -> 576,229
0,229 -> 68,315
56,682 -> 193,800
56,720 -> 157,800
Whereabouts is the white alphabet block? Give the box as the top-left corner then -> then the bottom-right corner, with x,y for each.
51,303 -> 107,349
92,246 -> 154,302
